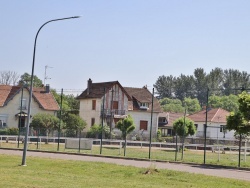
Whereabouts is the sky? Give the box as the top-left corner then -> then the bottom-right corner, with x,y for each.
1,1 -> 250,95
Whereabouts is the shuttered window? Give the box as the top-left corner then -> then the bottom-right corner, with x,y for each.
140,120 -> 148,130
112,101 -> 118,110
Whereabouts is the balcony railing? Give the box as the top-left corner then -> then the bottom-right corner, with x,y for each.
101,109 -> 126,117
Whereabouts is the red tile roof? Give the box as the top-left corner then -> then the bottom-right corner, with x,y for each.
0,85 -> 59,111
187,108 -> 229,123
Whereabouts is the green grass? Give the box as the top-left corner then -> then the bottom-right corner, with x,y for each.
0,154 -> 249,188
1,141 -> 249,168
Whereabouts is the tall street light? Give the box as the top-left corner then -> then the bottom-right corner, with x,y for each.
22,16 -> 80,166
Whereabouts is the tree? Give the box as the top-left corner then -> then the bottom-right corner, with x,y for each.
116,115 -> 135,156
159,98 -> 184,113
173,117 -> 196,159
30,113 -> 60,143
226,91 -> 250,167
0,71 -> 19,85
183,97 -> 201,114
64,114 -> 86,137
193,68 -> 208,106
154,75 -> 175,99
18,72 -> 43,87
174,74 -> 195,101
207,67 -> 224,96
209,94 -> 239,112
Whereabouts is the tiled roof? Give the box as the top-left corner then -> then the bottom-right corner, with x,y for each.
76,81 -> 131,99
124,87 -> 162,112
187,108 -> 229,123
0,85 -> 59,111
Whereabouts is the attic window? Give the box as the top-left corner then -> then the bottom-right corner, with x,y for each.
139,102 -> 149,110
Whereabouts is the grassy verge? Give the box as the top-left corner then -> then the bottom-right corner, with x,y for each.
1,141 -> 249,168
0,154 -> 249,188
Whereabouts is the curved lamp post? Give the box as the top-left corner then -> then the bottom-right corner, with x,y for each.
22,16 -> 80,166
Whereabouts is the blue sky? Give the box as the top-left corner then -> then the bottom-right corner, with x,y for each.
1,1 -> 250,95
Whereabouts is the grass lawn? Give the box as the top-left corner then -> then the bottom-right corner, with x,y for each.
0,154 -> 250,188
1,141 -> 249,168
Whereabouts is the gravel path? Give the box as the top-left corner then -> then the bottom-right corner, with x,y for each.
1,149 -> 250,182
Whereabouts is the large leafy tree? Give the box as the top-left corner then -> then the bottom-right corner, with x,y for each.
183,97 -> 201,114
18,72 -> 43,87
30,113 -> 60,143
154,75 -> 175,99
116,115 -> 135,156
209,94 -> 239,112
159,98 -> 184,113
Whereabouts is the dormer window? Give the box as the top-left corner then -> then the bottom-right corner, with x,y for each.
139,102 -> 149,110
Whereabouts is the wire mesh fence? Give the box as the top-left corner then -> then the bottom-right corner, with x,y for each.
1,127 -> 249,168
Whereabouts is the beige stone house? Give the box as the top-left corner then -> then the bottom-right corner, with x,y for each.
76,79 -> 162,138
0,85 -> 59,129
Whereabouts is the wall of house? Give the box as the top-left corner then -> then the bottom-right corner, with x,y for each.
105,84 -> 128,111
0,89 -> 56,129
195,122 -> 235,139
124,111 -> 159,138
79,98 -> 102,130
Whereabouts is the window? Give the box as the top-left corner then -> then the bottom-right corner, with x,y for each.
19,98 -> 27,110
92,100 -> 96,110
220,125 -> 224,132
140,120 -> 148,130
91,118 -> 95,126
112,101 -> 118,110
0,115 -> 7,128
139,102 -> 149,110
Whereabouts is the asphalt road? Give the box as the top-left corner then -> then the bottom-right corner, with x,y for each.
1,149 -> 250,182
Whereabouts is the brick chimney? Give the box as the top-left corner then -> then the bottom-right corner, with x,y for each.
45,84 -> 50,93
87,78 -> 92,95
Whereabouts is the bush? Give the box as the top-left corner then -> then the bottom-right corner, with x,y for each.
0,128 -> 8,135
7,128 -> 19,135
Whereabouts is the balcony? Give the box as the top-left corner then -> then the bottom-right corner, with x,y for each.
101,109 -> 126,117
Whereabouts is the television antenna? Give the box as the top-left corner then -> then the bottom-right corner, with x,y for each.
44,65 -> 53,86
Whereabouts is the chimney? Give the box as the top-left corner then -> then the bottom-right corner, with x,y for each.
45,84 -> 50,93
87,78 -> 92,95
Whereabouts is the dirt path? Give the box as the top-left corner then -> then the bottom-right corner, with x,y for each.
1,149 -> 250,182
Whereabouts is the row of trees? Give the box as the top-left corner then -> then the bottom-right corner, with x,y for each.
159,94 -> 239,114
154,68 -> 250,106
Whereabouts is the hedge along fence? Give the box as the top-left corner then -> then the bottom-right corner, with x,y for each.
0,128 -> 19,135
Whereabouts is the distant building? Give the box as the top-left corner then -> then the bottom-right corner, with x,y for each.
0,85 -> 59,129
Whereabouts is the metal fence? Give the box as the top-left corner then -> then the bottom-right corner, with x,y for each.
0,129 -> 249,168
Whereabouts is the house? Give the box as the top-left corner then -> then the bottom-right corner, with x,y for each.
0,85 -> 59,129
76,79 -> 162,138
158,112 -> 184,137
188,108 -> 235,139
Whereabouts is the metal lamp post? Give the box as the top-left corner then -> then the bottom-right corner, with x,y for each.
21,16 -> 80,166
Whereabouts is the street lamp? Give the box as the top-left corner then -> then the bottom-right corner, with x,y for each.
22,16 -> 80,166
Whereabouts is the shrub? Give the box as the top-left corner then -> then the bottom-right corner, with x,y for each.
7,128 -> 19,135
0,128 -> 8,135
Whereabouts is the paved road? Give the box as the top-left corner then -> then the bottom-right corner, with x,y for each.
1,149 -> 250,182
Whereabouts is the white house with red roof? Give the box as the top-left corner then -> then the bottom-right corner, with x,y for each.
188,108 -> 235,139
77,79 -> 163,138
0,85 -> 59,129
